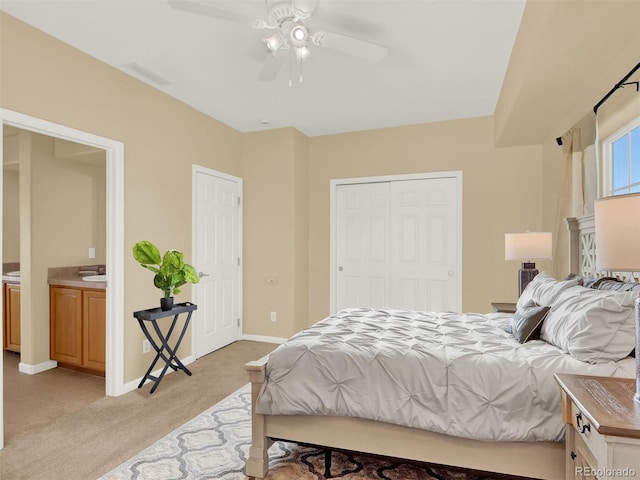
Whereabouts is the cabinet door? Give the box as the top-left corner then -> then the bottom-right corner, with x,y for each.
82,289 -> 105,372
50,286 -> 83,366
5,283 -> 21,352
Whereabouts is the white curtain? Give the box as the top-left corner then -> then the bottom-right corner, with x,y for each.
582,144 -> 597,214
553,128 -> 582,278
567,129 -> 584,217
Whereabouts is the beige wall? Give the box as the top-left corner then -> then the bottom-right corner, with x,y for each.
307,116 -> 546,323
242,128 -> 309,337
1,12 -> 243,381
24,133 -> 106,365
495,0 -> 640,147
3,129 -> 20,263
292,129 -> 309,333
2,169 -> 20,262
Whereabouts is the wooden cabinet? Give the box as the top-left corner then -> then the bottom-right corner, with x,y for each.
82,289 -> 106,372
555,374 -> 640,480
50,286 -> 105,375
3,282 -> 21,352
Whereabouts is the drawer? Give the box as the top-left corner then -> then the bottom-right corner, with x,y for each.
572,427 -> 599,477
570,401 -> 607,469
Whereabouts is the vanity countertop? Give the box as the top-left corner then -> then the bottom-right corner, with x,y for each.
48,274 -> 106,290
48,265 -> 107,290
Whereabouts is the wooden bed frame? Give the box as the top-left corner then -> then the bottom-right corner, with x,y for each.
246,358 -> 565,479
243,215 -> 610,480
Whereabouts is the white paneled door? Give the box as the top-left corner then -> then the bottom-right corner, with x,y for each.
335,175 -> 460,313
193,167 -> 242,357
336,182 -> 390,310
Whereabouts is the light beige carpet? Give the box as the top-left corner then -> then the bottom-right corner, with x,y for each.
0,340 -> 277,480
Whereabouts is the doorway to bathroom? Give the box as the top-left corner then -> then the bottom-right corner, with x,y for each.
0,108 -> 125,450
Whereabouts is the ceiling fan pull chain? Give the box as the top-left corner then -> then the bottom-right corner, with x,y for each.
289,58 -> 293,87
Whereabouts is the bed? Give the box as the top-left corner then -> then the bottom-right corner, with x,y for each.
245,215 -> 639,479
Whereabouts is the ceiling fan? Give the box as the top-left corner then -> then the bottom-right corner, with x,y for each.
168,0 -> 388,83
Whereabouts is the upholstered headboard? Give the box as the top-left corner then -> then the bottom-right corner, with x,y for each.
566,215 -> 640,283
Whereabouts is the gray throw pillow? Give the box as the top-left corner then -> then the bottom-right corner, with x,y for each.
510,304 -> 551,344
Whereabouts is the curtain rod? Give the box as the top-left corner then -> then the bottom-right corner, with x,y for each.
593,61 -> 640,115
556,61 -> 640,146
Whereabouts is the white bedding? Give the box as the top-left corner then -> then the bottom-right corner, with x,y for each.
255,307 -> 635,442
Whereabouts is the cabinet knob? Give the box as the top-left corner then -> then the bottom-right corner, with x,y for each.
570,451 -> 577,460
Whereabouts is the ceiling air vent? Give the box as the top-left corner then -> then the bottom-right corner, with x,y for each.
125,62 -> 173,86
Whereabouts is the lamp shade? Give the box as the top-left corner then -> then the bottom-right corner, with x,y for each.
505,232 -> 553,261
595,192 -> 640,272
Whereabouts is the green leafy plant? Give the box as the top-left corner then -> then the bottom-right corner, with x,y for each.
133,240 -> 199,299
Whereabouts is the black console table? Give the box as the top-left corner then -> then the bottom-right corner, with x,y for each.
133,302 -> 197,394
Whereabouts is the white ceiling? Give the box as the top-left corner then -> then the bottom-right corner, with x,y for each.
0,0 -> 526,137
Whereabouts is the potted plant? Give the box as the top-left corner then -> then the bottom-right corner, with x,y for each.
133,240 -> 200,311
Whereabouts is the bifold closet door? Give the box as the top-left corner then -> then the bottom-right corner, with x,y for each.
335,177 -> 458,313
389,177 -> 458,312
335,182 -> 390,311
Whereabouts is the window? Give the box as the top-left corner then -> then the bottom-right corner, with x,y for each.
602,116 -> 640,196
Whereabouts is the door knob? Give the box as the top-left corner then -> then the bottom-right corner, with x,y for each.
198,272 -> 210,278
338,266 -> 343,272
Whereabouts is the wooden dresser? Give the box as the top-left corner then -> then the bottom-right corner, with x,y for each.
555,374 -> 640,480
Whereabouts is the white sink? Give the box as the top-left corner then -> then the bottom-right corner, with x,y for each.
6,271 -> 20,277
82,274 -> 107,282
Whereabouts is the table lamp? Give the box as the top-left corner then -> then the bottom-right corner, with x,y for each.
505,232 -> 553,296
594,192 -> 640,403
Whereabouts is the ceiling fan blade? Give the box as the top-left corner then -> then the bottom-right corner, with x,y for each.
258,54 -> 285,82
168,0 -> 254,26
314,31 -> 388,62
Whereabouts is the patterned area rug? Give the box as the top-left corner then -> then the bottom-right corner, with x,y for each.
100,385 -> 507,480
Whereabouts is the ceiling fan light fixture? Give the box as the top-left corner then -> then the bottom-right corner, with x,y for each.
263,32 -> 284,53
294,46 -> 312,63
290,24 -> 308,47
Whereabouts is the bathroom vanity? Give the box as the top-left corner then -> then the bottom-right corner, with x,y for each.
49,266 -> 106,376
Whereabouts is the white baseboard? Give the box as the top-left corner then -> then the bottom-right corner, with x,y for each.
19,360 -> 58,375
122,354 -> 196,394
242,334 -> 287,344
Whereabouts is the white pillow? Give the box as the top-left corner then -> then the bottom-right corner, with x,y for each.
516,272 -> 579,311
541,285 -> 637,363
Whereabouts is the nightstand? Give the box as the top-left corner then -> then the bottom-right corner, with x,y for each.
490,302 -> 517,313
555,374 -> 640,480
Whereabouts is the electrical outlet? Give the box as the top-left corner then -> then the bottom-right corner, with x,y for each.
270,311 -> 277,322
142,339 -> 151,354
